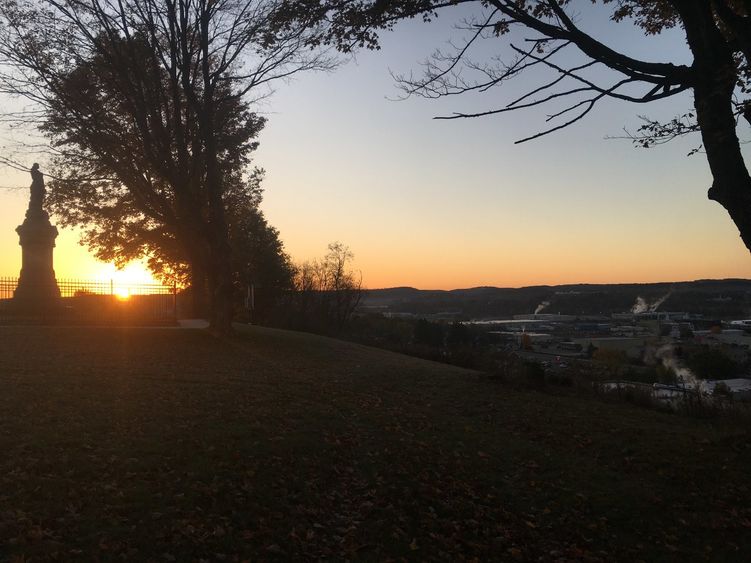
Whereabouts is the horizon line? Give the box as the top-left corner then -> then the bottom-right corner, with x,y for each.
365,277 -> 751,292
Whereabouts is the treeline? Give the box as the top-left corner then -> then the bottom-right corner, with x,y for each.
343,316 -> 499,371
225,241 -> 362,334
340,315 -> 570,389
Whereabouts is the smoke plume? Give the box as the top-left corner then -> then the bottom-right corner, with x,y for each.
649,290 -> 672,313
630,290 -> 673,314
631,297 -> 649,314
655,344 -> 698,387
534,301 -> 550,315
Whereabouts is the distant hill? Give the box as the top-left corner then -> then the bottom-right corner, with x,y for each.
361,279 -> 751,319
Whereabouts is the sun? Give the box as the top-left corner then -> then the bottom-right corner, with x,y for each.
114,287 -> 131,300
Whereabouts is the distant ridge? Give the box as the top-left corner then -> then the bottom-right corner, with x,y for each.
361,279 -> 751,319
367,278 -> 751,293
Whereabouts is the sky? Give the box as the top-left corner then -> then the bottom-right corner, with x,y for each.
0,2 -> 750,290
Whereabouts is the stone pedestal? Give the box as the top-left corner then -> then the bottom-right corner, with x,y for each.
14,210 -> 61,306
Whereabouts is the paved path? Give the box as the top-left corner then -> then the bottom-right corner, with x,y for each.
177,318 -> 210,329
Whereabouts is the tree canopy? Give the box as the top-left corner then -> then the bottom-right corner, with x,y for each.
278,0 -> 751,253
41,36 -> 264,284
0,0 -> 332,332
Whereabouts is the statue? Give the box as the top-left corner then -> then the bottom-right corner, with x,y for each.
28,162 -> 45,216
14,161 -> 61,304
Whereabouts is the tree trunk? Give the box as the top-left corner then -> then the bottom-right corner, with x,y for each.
189,260 -> 209,318
207,229 -> 235,335
699,82 -> 751,252
681,1 -> 751,252
197,3 -> 234,337
203,118 -> 234,335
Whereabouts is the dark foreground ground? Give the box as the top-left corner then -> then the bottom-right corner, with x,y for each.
0,326 -> 749,561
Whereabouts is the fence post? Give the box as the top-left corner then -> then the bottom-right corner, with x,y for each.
172,282 -> 177,321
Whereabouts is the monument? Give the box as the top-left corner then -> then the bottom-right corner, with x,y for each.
14,163 -> 61,305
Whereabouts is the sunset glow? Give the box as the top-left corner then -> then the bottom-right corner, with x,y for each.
93,262 -> 159,287
113,287 -> 131,300
0,9 -> 749,290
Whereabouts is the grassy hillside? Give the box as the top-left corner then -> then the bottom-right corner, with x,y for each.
0,325 -> 749,561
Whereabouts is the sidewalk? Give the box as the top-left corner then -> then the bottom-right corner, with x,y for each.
177,318 -> 210,329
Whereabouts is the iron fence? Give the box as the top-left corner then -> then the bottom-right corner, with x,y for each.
0,277 -> 177,325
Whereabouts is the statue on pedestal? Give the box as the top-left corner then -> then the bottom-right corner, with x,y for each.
14,163 -> 61,305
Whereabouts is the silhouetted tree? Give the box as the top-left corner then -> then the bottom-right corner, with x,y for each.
446,320 -> 472,347
231,201 -> 295,323
32,35 -> 265,318
413,318 -> 444,348
317,242 -> 363,329
280,242 -> 362,331
0,0 -> 333,333
686,348 -> 739,380
279,1 -> 751,253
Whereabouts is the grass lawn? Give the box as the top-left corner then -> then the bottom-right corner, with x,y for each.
0,325 -> 750,561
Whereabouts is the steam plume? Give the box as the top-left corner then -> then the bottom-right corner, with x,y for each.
630,290 -> 673,314
648,290 -> 672,313
631,297 -> 648,314
656,344 -> 698,387
534,301 -> 550,315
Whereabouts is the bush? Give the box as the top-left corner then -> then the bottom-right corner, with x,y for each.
686,348 -> 739,380
548,371 -> 573,386
524,361 -> 546,387
713,381 -> 732,398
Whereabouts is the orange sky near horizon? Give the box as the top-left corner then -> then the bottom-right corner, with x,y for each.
1,160 -> 749,291
0,182 -> 158,286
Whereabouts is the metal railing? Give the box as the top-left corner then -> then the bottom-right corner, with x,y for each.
0,277 -> 177,325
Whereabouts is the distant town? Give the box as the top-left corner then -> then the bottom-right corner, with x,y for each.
357,279 -> 751,404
